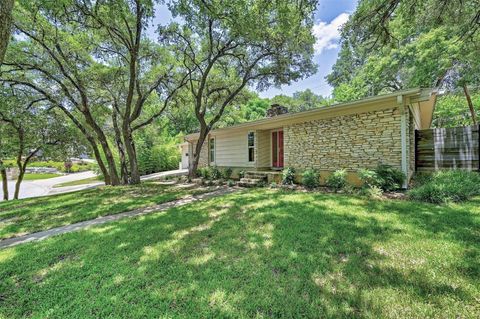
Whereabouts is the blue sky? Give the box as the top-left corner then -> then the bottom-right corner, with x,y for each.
149,0 -> 358,98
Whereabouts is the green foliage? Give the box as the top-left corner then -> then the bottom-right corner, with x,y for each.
301,168 -> 320,189
375,165 -> 405,191
361,185 -> 384,200
210,166 -> 222,180
282,167 -> 295,185
223,167 -> 233,180
271,89 -> 332,113
197,168 -> 210,179
408,170 -> 480,204
358,168 -> 381,189
238,170 -> 246,179
226,179 -> 235,187
432,92 -> 480,127
326,169 -> 348,191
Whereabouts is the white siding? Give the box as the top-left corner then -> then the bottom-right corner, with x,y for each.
256,130 -> 271,168
211,130 -> 255,167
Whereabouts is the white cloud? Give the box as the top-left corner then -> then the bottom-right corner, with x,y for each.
312,13 -> 349,55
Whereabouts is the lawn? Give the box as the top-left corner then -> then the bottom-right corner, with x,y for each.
21,173 -> 61,181
0,189 -> 478,318
0,182 -> 209,240
53,176 -> 103,188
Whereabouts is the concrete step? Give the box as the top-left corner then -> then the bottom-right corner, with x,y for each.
238,177 -> 263,187
244,172 -> 268,180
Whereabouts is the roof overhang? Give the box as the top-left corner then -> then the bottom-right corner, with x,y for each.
185,88 -> 437,140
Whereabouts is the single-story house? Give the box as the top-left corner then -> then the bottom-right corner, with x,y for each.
182,88 -> 437,187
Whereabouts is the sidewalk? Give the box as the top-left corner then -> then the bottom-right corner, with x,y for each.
0,187 -> 238,249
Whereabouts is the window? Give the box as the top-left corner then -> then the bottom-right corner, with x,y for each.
209,138 -> 215,163
248,132 -> 255,162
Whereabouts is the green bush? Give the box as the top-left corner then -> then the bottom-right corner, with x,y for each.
358,168 -> 381,188
223,167 -> 233,179
282,167 -> 295,185
326,169 -> 347,191
197,167 -> 210,179
227,179 -> 235,187
210,166 -> 222,180
302,169 -> 320,190
238,170 -> 246,179
375,164 -> 405,191
408,170 -> 480,204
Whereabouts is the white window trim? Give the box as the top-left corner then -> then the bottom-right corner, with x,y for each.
247,131 -> 255,163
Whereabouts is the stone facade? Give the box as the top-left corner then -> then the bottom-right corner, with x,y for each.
284,107 -> 404,171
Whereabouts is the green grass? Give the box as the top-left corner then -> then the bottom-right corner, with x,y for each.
0,182 -> 208,240
53,176 -> 103,188
21,173 -> 61,181
0,189 -> 478,318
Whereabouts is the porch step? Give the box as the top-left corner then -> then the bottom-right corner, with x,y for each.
238,178 -> 264,187
244,171 -> 269,180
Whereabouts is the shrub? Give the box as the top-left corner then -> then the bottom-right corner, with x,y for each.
302,169 -> 320,190
223,167 -> 233,179
408,170 -> 480,204
282,167 -> 295,185
64,161 -> 73,173
362,185 -> 384,200
238,170 -> 246,179
197,167 -> 210,179
210,166 -> 222,180
227,179 -> 235,187
270,182 -> 278,188
326,169 -> 347,191
375,164 -> 405,191
358,168 -> 381,188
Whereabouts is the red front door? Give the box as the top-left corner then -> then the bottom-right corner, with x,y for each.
272,130 -> 284,168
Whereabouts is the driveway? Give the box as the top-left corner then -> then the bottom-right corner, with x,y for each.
0,171 -> 97,201
0,169 -> 188,201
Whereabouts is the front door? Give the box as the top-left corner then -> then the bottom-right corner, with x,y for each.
272,130 -> 284,169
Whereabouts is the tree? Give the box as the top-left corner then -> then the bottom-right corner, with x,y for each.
328,0 -> 480,124
0,0 -> 14,65
162,0 -> 318,178
0,86 -> 78,199
1,0 -> 186,185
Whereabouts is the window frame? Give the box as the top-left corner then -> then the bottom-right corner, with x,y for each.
209,137 -> 215,164
247,131 -> 255,163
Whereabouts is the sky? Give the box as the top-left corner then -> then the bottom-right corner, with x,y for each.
149,0 -> 358,99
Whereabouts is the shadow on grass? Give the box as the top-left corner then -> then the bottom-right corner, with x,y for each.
0,189 -> 478,318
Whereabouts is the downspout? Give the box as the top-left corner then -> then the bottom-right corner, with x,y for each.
398,95 -> 409,189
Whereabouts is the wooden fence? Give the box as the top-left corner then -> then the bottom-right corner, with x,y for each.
415,125 -> 480,171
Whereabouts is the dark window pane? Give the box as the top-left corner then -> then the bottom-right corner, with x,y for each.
248,132 -> 254,147
249,148 -> 255,162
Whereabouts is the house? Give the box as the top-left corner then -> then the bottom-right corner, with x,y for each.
182,88 -> 437,187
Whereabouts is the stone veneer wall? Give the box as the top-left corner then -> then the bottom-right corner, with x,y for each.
192,139 -> 209,168
284,107 -> 405,171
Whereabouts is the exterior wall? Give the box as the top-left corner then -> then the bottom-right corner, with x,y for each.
210,130 -> 255,168
407,109 -> 416,180
256,130 -> 271,168
190,139 -> 208,168
284,107 -> 403,171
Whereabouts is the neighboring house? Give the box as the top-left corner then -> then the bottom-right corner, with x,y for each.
183,88 -> 437,187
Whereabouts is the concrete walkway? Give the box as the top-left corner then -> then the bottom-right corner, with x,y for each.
1,171 -> 97,201
1,169 -> 189,201
0,187 -> 238,249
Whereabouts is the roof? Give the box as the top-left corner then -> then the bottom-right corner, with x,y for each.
185,88 -> 437,140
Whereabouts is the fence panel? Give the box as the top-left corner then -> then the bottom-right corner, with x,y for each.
415,125 -> 480,171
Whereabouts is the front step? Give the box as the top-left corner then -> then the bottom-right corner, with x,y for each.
244,171 -> 269,180
238,177 -> 264,187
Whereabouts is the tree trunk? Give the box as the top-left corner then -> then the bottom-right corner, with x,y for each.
112,111 -> 129,185
87,136 -> 111,185
123,129 -> 140,184
188,126 -> 208,179
463,84 -> 477,125
0,0 -> 14,66
13,166 -> 24,200
0,160 -> 8,201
